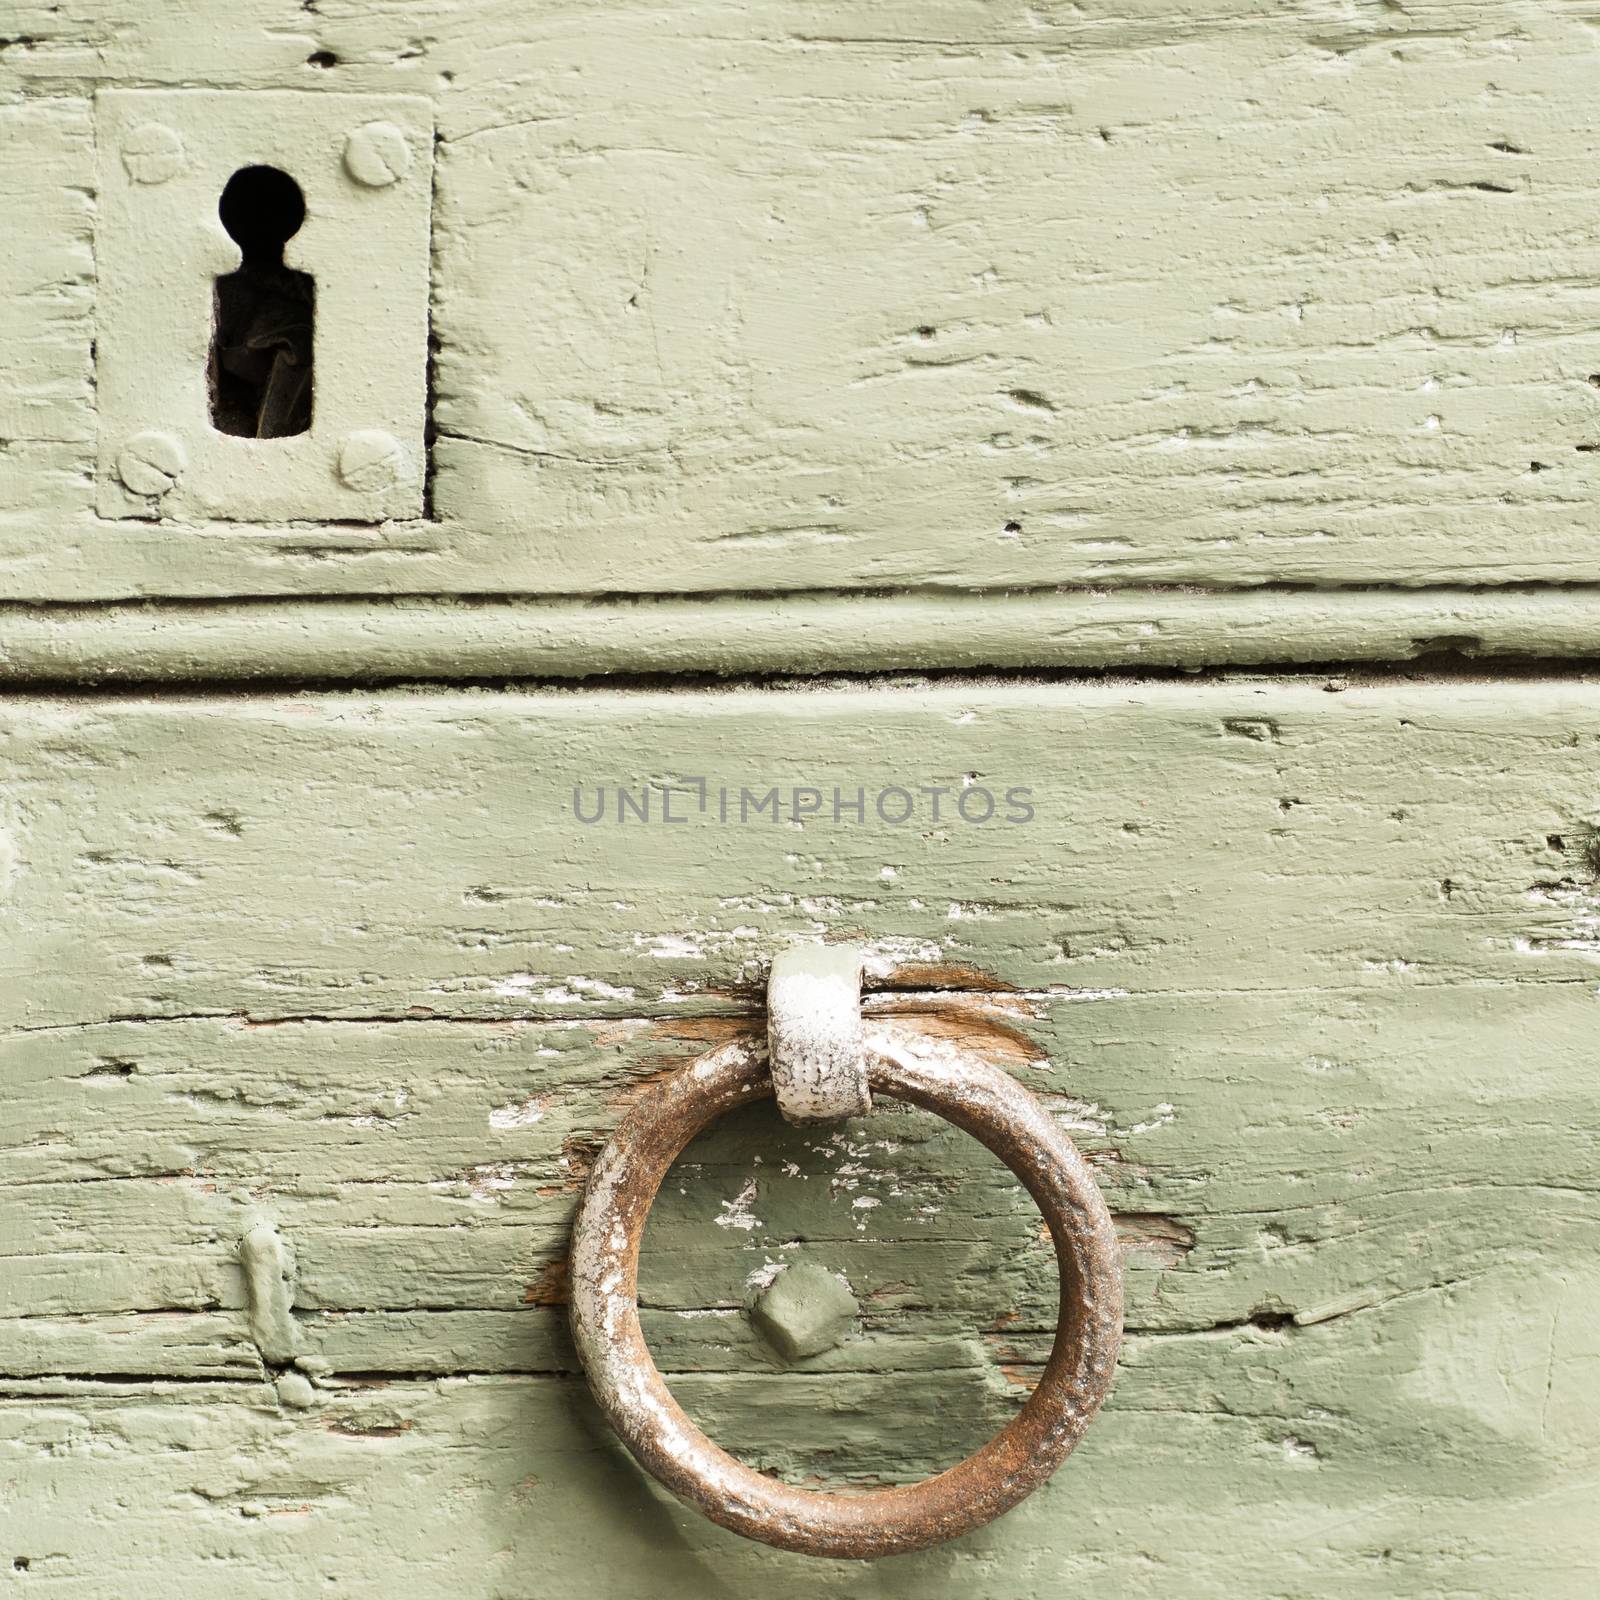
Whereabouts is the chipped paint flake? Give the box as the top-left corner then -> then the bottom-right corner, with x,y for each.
489,1094 -> 550,1129
713,1176 -> 762,1231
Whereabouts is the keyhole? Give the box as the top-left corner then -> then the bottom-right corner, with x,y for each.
209,166 -> 315,439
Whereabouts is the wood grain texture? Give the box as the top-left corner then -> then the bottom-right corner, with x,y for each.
1,680 -> 1597,1589
6,3 -> 1600,600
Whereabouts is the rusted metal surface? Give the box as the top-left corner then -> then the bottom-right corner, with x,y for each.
765,944 -> 871,1124
569,1021 -> 1124,1559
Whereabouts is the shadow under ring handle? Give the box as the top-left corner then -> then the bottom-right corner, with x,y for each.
568,1021 -> 1124,1560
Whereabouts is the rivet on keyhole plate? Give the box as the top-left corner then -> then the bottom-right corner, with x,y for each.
121,122 -> 186,185
115,431 -> 186,496
338,430 -> 409,493
343,122 -> 413,188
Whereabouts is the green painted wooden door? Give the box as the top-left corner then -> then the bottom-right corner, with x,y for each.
2,4 -> 1598,1595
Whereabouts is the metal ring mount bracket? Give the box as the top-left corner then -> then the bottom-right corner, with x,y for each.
766,944 -> 870,1123
568,950 -> 1123,1559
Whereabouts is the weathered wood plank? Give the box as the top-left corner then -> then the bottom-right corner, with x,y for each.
1,992 -> 1592,1334
2,1292 -> 1596,1599
6,5 -> 1600,598
0,681 -> 1596,1586
8,679 -> 1600,1025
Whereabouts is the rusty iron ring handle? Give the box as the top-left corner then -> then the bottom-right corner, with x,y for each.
569,1022 -> 1124,1559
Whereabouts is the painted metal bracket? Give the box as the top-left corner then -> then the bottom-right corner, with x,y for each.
765,944 -> 870,1124
94,89 -> 433,523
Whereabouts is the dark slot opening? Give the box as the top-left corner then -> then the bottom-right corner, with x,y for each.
209,165 -> 315,439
